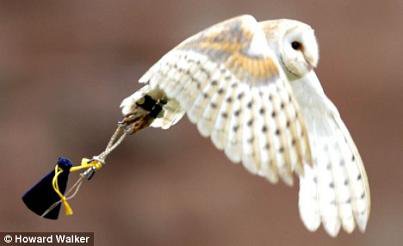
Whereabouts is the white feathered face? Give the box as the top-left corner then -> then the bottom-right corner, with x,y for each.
261,19 -> 319,79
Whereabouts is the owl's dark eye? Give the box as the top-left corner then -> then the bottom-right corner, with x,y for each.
291,41 -> 302,50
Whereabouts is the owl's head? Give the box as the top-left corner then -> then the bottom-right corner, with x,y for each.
260,19 -> 319,80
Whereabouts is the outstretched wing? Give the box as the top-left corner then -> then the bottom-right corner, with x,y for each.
292,71 -> 370,236
137,15 -> 312,184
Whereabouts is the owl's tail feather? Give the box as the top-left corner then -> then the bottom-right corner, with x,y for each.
120,85 -> 185,130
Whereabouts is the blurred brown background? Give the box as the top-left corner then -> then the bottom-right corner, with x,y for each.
1,0 -> 402,245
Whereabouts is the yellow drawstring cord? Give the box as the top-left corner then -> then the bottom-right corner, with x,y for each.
70,158 -> 103,172
51,158 -> 103,216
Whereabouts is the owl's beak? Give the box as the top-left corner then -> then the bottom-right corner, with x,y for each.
302,31 -> 319,68
305,52 -> 318,69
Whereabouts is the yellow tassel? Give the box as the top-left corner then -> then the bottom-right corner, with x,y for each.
61,197 -> 73,216
51,166 -> 74,216
51,158 -> 103,217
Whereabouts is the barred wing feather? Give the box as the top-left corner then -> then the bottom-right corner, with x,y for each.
136,15 -> 312,184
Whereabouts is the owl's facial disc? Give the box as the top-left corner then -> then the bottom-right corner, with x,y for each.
281,23 -> 319,78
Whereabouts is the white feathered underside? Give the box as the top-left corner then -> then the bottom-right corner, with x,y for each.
293,72 -> 370,237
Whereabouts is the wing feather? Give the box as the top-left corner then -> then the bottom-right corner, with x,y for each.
128,15 -> 311,184
241,87 -> 259,174
198,70 -> 231,137
293,71 -> 370,236
260,88 -> 280,183
211,83 -> 237,150
225,83 -> 247,163
251,88 -> 266,177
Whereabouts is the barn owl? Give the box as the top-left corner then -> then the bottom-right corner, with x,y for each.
120,15 -> 370,237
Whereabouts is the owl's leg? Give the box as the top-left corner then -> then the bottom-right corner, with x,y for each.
119,94 -> 166,134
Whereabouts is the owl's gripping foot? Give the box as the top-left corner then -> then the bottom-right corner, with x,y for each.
118,94 -> 166,135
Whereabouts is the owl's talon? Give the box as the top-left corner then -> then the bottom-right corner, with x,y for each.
123,125 -> 135,135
